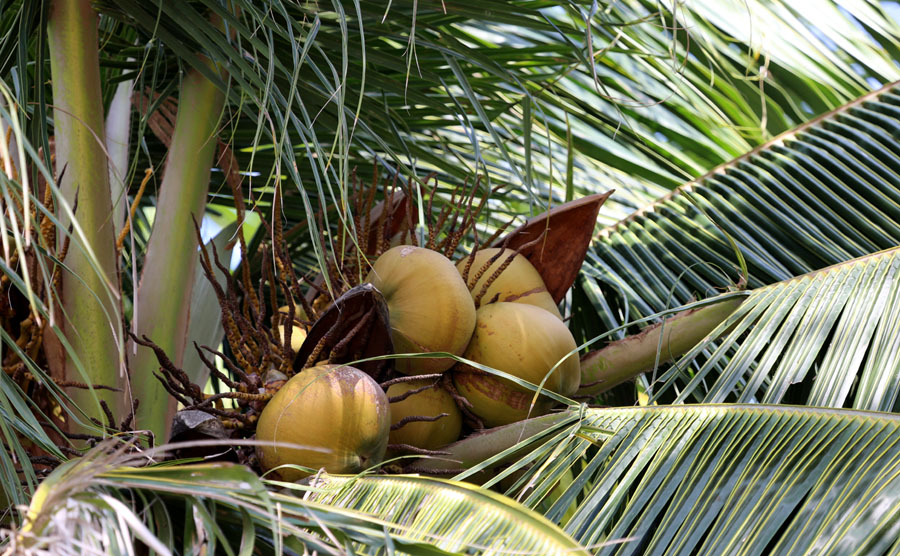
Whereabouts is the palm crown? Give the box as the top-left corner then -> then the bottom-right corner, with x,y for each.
2,0 -> 900,553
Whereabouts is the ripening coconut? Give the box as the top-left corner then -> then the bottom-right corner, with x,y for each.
453,303 -> 579,428
277,304 -> 308,323
387,381 -> 462,450
276,305 -> 308,352
256,364 -> 390,481
365,246 -> 476,374
276,324 -> 307,353
457,248 -> 561,319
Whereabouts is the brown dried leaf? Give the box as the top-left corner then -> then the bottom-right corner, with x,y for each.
495,191 -> 612,302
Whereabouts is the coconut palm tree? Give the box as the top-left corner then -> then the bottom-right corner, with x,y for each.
2,0 -> 900,553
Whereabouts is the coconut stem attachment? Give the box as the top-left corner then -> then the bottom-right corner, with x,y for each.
578,295 -> 745,396
442,374 -> 485,430
390,413 -> 450,431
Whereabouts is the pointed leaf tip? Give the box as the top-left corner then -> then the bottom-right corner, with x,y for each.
496,191 -> 612,303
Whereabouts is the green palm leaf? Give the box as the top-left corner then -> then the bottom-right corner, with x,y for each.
6,1 -> 900,552
5,441 -> 589,555
303,474 -> 590,555
96,0 -> 900,234
495,405 -> 900,555
587,81 -> 900,331
651,246 -> 900,411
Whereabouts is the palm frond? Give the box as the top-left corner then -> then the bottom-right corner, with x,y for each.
303,474 -> 590,555
5,1 -> 900,551
98,0 -> 900,237
587,81 -> 900,335
649,246 -> 900,411
3,441 -> 589,555
4,0 -> 892,312
496,405 -> 900,555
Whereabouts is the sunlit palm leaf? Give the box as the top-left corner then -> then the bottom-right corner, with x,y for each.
6,1 -> 898,285
649,246 -> 900,412
303,474 -> 589,555
4,0 -> 900,552
498,405 -> 900,555
4,441 -> 589,555
587,80 -> 900,334
97,0 -> 900,237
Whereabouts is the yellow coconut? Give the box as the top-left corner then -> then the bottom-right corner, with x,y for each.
256,364 -> 390,481
275,304 -> 309,353
277,304 -> 308,324
387,381 -> 462,450
365,245 -> 476,374
276,324 -> 307,353
453,302 -> 579,428
457,248 -> 561,319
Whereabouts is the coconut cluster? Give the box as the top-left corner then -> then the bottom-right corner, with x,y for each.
454,248 -> 579,427
255,245 -> 579,480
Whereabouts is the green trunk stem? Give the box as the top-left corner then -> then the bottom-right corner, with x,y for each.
578,296 -> 745,396
414,413 -> 572,475
47,0 -> 123,429
130,56 -> 227,441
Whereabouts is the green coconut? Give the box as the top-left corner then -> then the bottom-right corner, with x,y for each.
256,364 -> 390,481
387,381 -> 462,450
365,245 -> 476,374
453,302 -> 579,428
457,247 -> 561,319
